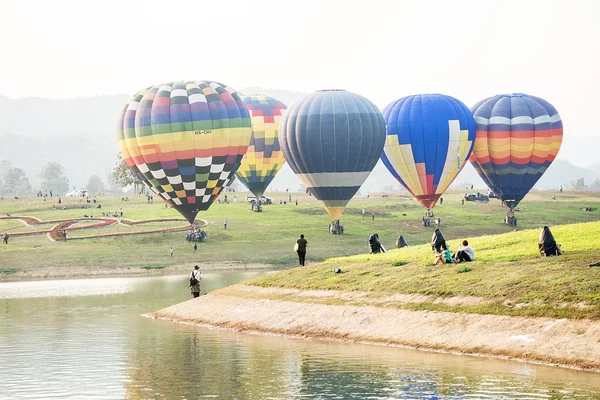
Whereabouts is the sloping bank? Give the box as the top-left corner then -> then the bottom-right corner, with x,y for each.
152,284 -> 600,371
153,222 -> 600,371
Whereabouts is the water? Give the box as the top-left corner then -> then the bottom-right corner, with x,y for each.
1,273 -> 600,399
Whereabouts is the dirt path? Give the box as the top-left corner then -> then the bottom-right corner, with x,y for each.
153,284 -> 600,372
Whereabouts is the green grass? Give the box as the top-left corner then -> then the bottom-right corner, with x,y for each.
245,220 -> 600,319
0,268 -> 17,274
140,265 -> 166,270
1,190 -> 599,282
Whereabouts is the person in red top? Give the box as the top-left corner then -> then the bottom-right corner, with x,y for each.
296,234 -> 308,266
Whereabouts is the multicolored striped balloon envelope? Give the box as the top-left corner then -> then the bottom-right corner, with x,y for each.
469,93 -> 563,210
116,87 -> 151,186
381,94 -> 476,209
279,90 -> 386,220
116,81 -> 252,224
235,94 -> 287,199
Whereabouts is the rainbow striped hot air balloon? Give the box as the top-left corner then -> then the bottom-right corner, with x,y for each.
116,87 -> 151,186
279,90 -> 386,221
469,93 -> 563,210
235,94 -> 287,200
381,94 -> 476,209
116,81 -> 252,224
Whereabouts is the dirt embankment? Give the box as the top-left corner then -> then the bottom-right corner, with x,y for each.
152,284 -> 600,372
1,263 -> 276,281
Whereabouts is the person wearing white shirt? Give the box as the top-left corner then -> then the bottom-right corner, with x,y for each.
190,265 -> 203,298
454,240 -> 475,263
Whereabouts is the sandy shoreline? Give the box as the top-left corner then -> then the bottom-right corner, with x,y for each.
152,284 -> 600,372
0,262 -> 279,282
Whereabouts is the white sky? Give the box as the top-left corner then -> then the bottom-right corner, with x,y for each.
1,0 -> 599,137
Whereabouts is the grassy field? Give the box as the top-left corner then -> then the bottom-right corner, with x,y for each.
247,219 -> 600,319
1,189 -> 599,280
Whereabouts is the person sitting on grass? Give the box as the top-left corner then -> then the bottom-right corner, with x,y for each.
539,226 -> 563,257
453,240 -> 475,263
432,243 -> 452,266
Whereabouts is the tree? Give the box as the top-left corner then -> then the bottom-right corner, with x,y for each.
112,153 -> 144,193
570,177 -> 585,190
590,179 -> 600,191
86,175 -> 105,194
0,159 -> 12,192
3,168 -> 32,196
39,162 -> 70,194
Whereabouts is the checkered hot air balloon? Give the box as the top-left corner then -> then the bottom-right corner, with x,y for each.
381,94 -> 476,209
235,94 -> 287,200
279,90 -> 386,220
116,81 -> 252,224
469,93 -> 563,210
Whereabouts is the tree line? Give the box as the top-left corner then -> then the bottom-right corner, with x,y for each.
0,157 -> 127,197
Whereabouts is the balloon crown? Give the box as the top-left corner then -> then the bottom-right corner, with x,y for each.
498,93 -> 529,98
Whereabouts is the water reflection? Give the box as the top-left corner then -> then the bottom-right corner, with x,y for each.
1,273 -> 600,399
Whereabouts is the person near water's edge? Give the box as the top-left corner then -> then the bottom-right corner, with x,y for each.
296,234 -> 308,266
190,265 -> 203,298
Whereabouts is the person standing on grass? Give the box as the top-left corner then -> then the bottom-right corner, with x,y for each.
170,247 -> 173,257
372,212 -> 375,221
362,208 -> 366,218
190,265 -> 202,298
223,219 -> 227,229
3,233 -> 8,244
296,234 -> 308,266
193,243 -> 198,254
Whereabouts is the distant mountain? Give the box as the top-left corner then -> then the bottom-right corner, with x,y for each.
0,94 -> 130,137
0,132 -> 119,188
556,136 -> 600,169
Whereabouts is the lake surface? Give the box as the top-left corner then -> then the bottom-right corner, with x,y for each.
1,272 -> 600,399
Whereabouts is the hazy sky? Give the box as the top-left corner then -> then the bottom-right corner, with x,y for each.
2,0 -> 599,137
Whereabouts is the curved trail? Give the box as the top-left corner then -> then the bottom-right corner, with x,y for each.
0,216 -> 206,241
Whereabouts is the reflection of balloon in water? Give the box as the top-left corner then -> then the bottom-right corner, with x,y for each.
469,93 -> 563,210
235,94 -> 287,199
279,90 -> 386,220
116,81 -> 252,224
381,94 -> 476,209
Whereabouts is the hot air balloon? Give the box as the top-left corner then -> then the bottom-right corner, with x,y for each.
381,94 -> 476,209
469,93 -> 563,210
116,87 -> 151,186
279,90 -> 386,221
116,80 -> 252,224
235,94 -> 287,200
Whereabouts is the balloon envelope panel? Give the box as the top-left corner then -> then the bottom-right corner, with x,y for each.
279,90 -> 386,220
469,93 -> 563,209
235,94 -> 287,199
116,87 -> 151,185
381,94 -> 476,209
117,81 -> 251,223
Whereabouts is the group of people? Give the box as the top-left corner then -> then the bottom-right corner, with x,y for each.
431,229 -> 476,266
328,220 -> 344,234
505,213 -> 518,227
186,228 -> 207,242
